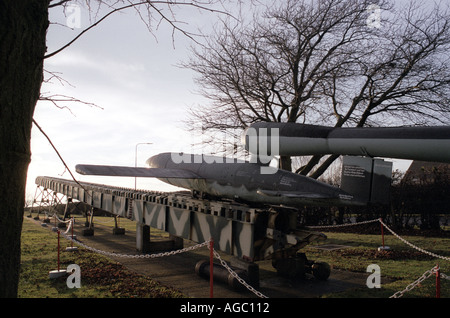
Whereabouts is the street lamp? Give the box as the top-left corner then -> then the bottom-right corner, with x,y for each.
135,142 -> 153,189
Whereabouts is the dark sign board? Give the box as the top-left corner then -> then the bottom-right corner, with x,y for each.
340,156 -> 392,205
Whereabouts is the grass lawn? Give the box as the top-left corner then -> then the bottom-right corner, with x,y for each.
19,216 -> 184,298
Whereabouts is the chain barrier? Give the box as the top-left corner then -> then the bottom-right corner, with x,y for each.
378,218 -> 450,262
60,229 -> 209,259
54,214 -> 71,224
57,220 -> 269,297
305,218 -> 380,229
54,216 -> 448,298
307,218 -> 449,261
307,218 -> 449,297
211,248 -> 268,298
390,265 -> 439,298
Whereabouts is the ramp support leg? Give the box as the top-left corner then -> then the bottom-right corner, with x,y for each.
136,223 -> 150,253
136,222 -> 184,253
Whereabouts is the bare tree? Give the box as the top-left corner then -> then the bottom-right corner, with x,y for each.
184,0 -> 450,174
0,0 -> 229,298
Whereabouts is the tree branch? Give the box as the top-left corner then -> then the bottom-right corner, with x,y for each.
45,1 -> 232,59
32,119 -> 90,196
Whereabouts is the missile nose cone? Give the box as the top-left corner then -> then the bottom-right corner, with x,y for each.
145,156 -> 156,167
146,153 -> 169,168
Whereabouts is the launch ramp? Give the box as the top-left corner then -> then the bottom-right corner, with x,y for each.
34,176 -> 327,285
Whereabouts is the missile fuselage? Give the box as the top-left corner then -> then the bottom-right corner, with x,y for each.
146,153 -> 355,206
245,122 -> 450,163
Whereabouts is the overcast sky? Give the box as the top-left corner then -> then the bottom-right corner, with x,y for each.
27,1 -> 413,201
28,2 -> 219,199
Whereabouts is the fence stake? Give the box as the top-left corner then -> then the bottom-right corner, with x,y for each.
436,264 -> 440,298
210,238 -> 214,298
49,229 -> 67,279
378,218 -> 390,251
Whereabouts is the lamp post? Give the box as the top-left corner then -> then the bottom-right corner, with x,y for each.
135,142 -> 152,189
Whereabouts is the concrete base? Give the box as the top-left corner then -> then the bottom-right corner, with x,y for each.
378,246 -> 391,251
136,223 -> 183,253
82,228 -> 94,236
113,227 -> 126,235
49,269 -> 67,279
65,246 -> 78,252
146,237 -> 183,253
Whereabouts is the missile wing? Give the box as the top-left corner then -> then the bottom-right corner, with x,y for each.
76,152 -> 360,207
75,164 -> 202,179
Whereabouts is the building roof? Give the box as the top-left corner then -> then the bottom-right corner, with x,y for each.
403,161 -> 450,184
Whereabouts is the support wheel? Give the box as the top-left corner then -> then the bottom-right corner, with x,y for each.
311,261 -> 330,281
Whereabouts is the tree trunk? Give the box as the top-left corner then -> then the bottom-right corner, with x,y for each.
0,1 -> 48,297
298,154 -> 322,176
279,155 -> 292,172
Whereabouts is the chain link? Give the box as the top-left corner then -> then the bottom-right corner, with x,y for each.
60,230 -> 209,259
53,213 -> 71,224
305,218 -> 380,229
308,218 -> 450,261
441,272 -> 450,281
212,249 -> 268,298
390,266 -> 439,298
378,219 -> 450,261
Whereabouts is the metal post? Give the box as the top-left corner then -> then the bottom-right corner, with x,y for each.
436,264 -> 440,298
210,238 -> 214,298
380,218 -> 385,249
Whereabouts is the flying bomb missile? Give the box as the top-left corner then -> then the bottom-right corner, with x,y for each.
76,152 -> 360,207
243,122 -> 450,163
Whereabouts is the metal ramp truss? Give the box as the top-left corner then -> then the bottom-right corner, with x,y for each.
33,176 -> 329,283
